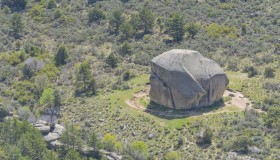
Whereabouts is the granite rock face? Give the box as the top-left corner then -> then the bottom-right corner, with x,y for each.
149,49 -> 229,109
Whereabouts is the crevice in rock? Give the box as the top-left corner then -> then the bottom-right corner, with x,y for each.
151,71 -> 176,109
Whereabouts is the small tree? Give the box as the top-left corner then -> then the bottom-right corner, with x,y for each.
40,88 -> 55,108
88,8 -> 106,24
120,21 -> 135,40
186,23 -> 200,39
167,13 -> 185,42
120,41 -> 132,56
55,45 -> 68,66
139,8 -> 154,34
109,9 -> 124,35
105,53 -> 118,68
11,14 -> 24,39
129,14 -> 141,32
75,61 -> 96,96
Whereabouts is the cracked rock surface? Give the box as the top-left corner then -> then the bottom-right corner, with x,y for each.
149,49 -> 229,109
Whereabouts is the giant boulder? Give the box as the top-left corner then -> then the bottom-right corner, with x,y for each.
149,49 -> 229,109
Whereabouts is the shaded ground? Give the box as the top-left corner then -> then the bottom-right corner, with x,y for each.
125,87 -> 260,119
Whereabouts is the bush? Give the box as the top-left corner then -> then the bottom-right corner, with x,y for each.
128,141 -> 149,160
232,136 -> 253,154
0,106 -> 9,119
88,8 -> 106,23
242,66 -> 258,78
164,151 -> 180,160
263,67 -> 275,78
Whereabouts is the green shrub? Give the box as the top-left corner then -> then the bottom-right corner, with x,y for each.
232,136 -> 253,154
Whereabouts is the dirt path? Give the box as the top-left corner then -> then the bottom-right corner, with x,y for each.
125,88 -> 261,118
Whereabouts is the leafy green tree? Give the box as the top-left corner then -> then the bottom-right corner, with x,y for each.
164,151 -> 180,160
186,23 -> 199,39
2,0 -> 28,11
122,70 -> 133,81
120,21 -> 135,40
120,41 -> 132,55
232,136 -> 253,154
109,9 -> 124,35
55,45 -> 68,66
75,61 -> 96,96
102,133 -> 122,152
40,88 -> 55,108
11,14 -> 24,39
105,53 -> 118,68
139,8 -> 154,34
129,141 -> 149,160
167,13 -> 185,42
88,8 -> 106,23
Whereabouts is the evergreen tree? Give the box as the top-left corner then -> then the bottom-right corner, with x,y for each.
88,8 -> 106,24
55,45 -> 68,66
167,13 -> 185,42
120,21 -> 134,40
120,41 -> 132,55
2,0 -> 28,11
75,61 -> 96,96
186,23 -> 199,39
47,0 -> 56,9
105,53 -> 118,68
109,9 -> 124,35
11,14 -> 24,39
129,14 -> 141,32
139,8 -> 154,34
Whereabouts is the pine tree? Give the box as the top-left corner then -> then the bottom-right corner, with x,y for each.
105,53 -> 118,68
120,21 -> 134,40
167,13 -> 185,42
11,14 -> 24,39
139,8 -> 154,34
55,45 -> 68,66
120,41 -> 132,55
75,61 -> 96,96
109,9 -> 124,35
186,23 -> 199,39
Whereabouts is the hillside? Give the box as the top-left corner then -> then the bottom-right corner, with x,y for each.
0,0 -> 279,159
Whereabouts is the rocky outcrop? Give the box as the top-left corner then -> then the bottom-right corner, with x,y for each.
149,49 -> 229,109
33,120 -> 65,149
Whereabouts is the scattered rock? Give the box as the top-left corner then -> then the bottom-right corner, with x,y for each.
229,93 -> 235,97
148,133 -> 154,140
99,118 -> 105,122
132,132 -> 136,136
120,124 -> 126,130
149,49 -> 228,109
249,146 -> 261,154
49,140 -> 63,149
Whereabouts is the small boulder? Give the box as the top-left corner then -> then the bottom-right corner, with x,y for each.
44,133 -> 60,142
53,124 -> 65,135
49,140 -> 63,149
148,133 -> 154,140
36,125 -> 51,135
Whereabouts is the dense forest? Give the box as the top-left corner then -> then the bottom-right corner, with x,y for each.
0,0 -> 279,159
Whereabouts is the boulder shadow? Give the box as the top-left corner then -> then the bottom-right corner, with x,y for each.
145,100 -> 226,120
